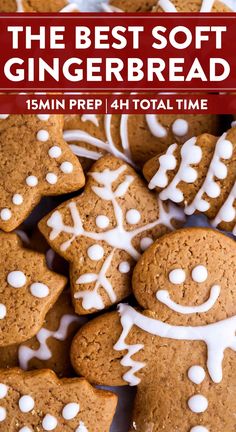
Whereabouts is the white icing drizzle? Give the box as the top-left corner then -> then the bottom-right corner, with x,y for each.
158,0 -> 216,12
0,115 -> 9,119
148,143 -> 177,190
75,422 -> 88,432
81,114 -> 99,127
100,3 -> 123,12
145,114 -> 167,138
114,304 -> 236,386
60,3 -> 79,12
47,165 -> 184,310
16,0 -> 24,12
18,314 -> 79,370
156,285 -> 221,314
211,180 -> 236,234
14,0 -> 79,12
185,133 -> 233,215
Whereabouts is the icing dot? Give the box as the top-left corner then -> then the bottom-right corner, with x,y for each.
190,427 -> 209,432
140,237 -> 154,251
12,194 -> 23,206
37,130 -> 49,142
0,114 -> 9,119
87,244 -> 104,261
19,427 -> 33,432
7,271 -> 26,288
0,407 -> 6,421
218,140 -> 233,159
188,395 -> 208,413
119,261 -> 130,274
76,422 -> 88,432
0,304 -> 6,320
37,114 -> 50,121
188,366 -> 206,385
62,402 -> 80,420
0,208 -> 12,221
18,395 -> 35,413
46,173 -> 58,185
192,265 -> 208,283
26,176 -> 38,187
0,384 -> 8,399
60,161 -> 73,174
42,414 -> 58,431
126,209 -> 141,225
96,215 -> 109,229
30,283 -> 49,298
172,119 -> 189,137
48,146 -> 62,158
169,268 -> 186,284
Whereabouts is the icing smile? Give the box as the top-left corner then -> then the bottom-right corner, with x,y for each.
156,285 -> 221,314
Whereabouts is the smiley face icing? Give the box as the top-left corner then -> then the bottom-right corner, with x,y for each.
39,154 -> 185,315
0,232 -> 67,347
0,0 -> 79,12
0,368 -> 117,432
71,228 -> 236,432
0,115 -> 85,232
143,127 -> 236,235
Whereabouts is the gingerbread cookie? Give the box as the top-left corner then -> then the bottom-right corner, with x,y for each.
0,115 -> 85,232
143,127 -> 236,235
0,368 -> 117,431
64,113 -> 220,170
153,0 -> 233,12
39,154 -> 185,314
0,0 -> 79,12
0,291 -> 85,377
0,232 -> 67,346
71,228 -> 236,432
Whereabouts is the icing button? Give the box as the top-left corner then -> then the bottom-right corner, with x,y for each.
48,146 -> 62,158
169,268 -> 186,284
188,395 -> 208,413
12,194 -> 23,206
37,130 -> 49,142
0,304 -> 6,320
0,208 -> 12,221
7,271 -> 26,288
188,366 -> 205,385
46,173 -> 58,185
0,384 -> 8,399
87,244 -> 104,261
18,395 -> 35,413
30,282 -> 49,298
62,402 -> 80,420
26,176 -> 38,187
60,161 -> 73,174
0,406 -> 6,421
119,261 -> 130,274
42,414 -> 58,431
126,209 -> 141,225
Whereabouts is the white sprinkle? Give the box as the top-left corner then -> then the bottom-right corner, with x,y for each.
7,271 -> 26,288
0,384 -> 8,399
18,395 -> 35,413
30,283 -> 49,298
37,130 -> 49,142
48,146 -> 62,158
60,161 -> 73,174
12,194 -> 23,206
26,176 -> 38,187
0,304 -> 6,320
46,173 -> 58,185
0,208 -> 12,221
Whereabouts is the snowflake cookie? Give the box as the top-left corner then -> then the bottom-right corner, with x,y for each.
0,368 -> 117,431
71,228 -> 236,432
0,232 -> 67,346
0,0 -> 79,12
143,126 -> 236,235
64,113 -> 219,170
0,115 -> 85,232
0,291 -> 85,377
39,155 -> 185,314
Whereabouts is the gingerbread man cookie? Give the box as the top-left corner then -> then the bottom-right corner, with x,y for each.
0,0 -> 79,12
143,127 -> 236,235
39,154 -> 185,315
153,0 -> 233,12
71,228 -> 236,432
0,368 -> 117,431
0,115 -> 85,232
64,113 -> 220,170
0,232 -> 67,346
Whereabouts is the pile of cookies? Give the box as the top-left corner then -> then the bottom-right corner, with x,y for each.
0,1 -> 236,432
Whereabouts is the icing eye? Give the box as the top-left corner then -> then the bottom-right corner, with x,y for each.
192,265 -> 208,283
168,268 -> 186,284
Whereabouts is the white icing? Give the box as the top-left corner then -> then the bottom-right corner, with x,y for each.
145,115 -> 167,138
15,0 -> 24,12
101,3 -> 123,12
37,115 -> 50,121
188,395 -> 208,413
42,414 -> 58,431
126,209 -> 141,225
185,134 -> 233,215
211,180 -> 236,234
0,114 -> 9,119
192,265 -> 208,283
7,271 -> 26,288
81,114 -> 99,127
0,384 -> 8,399
60,3 -> 79,12
0,208 -> 12,221
96,215 -> 110,229
0,407 -> 6,422
30,282 -> 49,298
75,422 -> 88,432
190,427 -> 209,432
172,119 -> 189,137
200,0 -> 215,12
188,366 -> 206,385
114,304 -> 236,386
12,194 -> 23,206
87,244 -> 104,261
148,144 -> 177,190
156,285 -> 221,314
62,402 -> 80,420
119,261 -> 130,274
18,395 -> 35,413
19,427 -> 33,432
158,0 -> 178,12
60,161 -> 73,174
140,237 -> 153,251
26,176 -> 38,187
0,304 -> 6,320
37,130 -> 49,142
169,268 -> 186,284
48,146 -> 62,159
18,314 -> 79,369
46,173 -> 58,185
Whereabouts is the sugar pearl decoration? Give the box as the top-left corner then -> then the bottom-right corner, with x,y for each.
18,395 -> 35,413
37,130 -> 49,142
26,176 -> 38,187
126,209 -> 141,225
0,384 -> 8,399
0,304 -> 6,320
0,208 -> 12,221
42,414 -> 58,431
12,194 -> 23,206
60,161 -> 73,174
119,262 -> 130,274
30,283 -> 49,298
169,268 -> 186,284
7,271 -> 26,288
62,402 -> 80,420
48,146 -> 62,158
0,407 -> 6,422
192,265 -> 208,283
188,395 -> 208,413
46,173 -> 58,185
87,244 -> 104,261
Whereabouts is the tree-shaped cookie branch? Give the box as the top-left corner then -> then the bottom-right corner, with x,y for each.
39,155 -> 185,314
71,228 -> 236,432
0,114 -> 85,232
143,127 -> 236,235
0,368 -> 117,432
